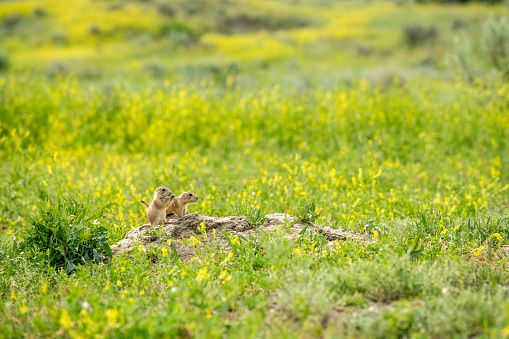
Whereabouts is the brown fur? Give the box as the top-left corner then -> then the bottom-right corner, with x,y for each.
166,192 -> 199,218
141,187 -> 175,228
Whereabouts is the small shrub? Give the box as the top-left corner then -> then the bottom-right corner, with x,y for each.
447,15 -> 509,83
46,61 -> 69,79
452,18 -> 468,31
106,3 -> 124,11
356,44 -> 373,57
33,8 -> 48,17
229,197 -> 266,227
447,38 -> 481,83
1,14 -> 22,30
296,201 -> 322,223
143,62 -> 166,77
482,15 -> 509,80
220,13 -> 309,34
157,3 -> 176,17
0,55 -> 9,71
403,24 -> 438,47
50,31 -> 69,46
89,24 -> 101,35
18,192 -> 112,274
155,21 -> 201,45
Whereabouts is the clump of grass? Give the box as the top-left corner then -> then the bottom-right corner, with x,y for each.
18,192 -> 112,274
229,197 -> 266,227
296,201 -> 322,223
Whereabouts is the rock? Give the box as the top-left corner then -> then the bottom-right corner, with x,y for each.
110,213 -> 365,262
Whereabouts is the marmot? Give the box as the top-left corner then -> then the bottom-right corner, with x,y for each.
166,192 -> 199,218
140,187 -> 175,228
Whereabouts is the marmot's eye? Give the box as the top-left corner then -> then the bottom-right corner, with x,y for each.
189,193 -> 192,196
162,189 -> 166,191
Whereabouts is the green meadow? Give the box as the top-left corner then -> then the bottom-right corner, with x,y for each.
1,0 -> 509,337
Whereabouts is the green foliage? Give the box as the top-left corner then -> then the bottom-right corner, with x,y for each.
229,197 -> 266,227
296,201 -> 322,223
19,192 -> 112,274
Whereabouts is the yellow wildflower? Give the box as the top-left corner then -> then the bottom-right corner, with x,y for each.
139,290 -> 145,296
206,309 -> 212,319
294,247 -> 302,257
60,309 -> 72,329
116,280 -> 122,287
196,268 -> 209,283
161,247 -> 168,256
473,246 -> 484,257
220,252 -> 234,266
105,308 -> 118,325
503,323 -> 509,337
19,305 -> 27,314
189,236 -> 203,246
490,233 -> 504,242
372,230 -> 379,239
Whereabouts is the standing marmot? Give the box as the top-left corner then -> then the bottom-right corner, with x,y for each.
140,187 -> 175,227
166,192 -> 199,218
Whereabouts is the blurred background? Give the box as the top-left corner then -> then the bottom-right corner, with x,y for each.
0,0 -> 507,88
0,0 -> 508,233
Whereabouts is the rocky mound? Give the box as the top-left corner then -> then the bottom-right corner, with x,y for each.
110,213 -> 365,262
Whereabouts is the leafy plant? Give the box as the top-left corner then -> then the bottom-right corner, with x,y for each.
229,197 -> 266,227
18,192 -> 112,274
408,234 -> 425,261
296,201 -> 322,223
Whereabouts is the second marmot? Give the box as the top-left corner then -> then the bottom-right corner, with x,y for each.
166,192 -> 199,218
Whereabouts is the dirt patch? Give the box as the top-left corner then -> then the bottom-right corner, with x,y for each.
110,213 -> 365,262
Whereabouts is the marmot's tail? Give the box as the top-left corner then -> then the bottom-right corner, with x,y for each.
140,200 -> 149,208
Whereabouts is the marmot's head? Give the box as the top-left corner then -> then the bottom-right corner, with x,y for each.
179,192 -> 199,204
154,187 -> 175,200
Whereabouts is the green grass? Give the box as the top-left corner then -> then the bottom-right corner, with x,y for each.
1,0 -> 509,338
1,73 -> 508,338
